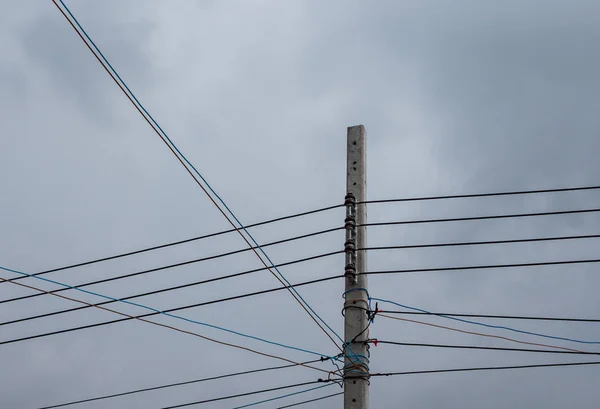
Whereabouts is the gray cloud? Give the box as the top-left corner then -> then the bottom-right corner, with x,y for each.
1,1 -> 600,408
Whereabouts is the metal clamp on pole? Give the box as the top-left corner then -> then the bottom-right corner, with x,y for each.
344,193 -> 358,284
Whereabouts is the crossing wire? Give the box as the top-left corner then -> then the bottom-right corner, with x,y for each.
7,183 -> 598,287
0,274 -> 343,328
0,267 -> 337,362
0,274 -> 343,345
0,276 -> 332,376
1,224 -> 342,286
53,0 -> 344,353
0,249 -> 343,306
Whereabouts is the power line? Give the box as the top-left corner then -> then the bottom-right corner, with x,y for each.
53,0 -> 345,356
276,392 -> 343,408
369,361 -> 600,378
374,298 -> 600,346
14,234 -> 591,326
1,224 -> 342,286
0,274 -> 343,328
361,185 -> 600,204
0,274 -> 343,345
375,340 -> 600,356
0,266 -> 337,361
0,249 -> 343,306
362,207 -> 600,228
12,183 -> 592,286
378,313 -> 583,353
364,257 -> 600,277
231,383 -> 336,409
0,275 -> 332,374
379,310 -> 600,323
362,233 -> 600,251
35,359 -> 329,409
156,380 -> 331,409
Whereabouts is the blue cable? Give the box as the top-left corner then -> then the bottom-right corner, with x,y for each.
230,383 -> 335,409
372,297 -> 600,346
0,264 -> 337,360
58,0 -> 345,348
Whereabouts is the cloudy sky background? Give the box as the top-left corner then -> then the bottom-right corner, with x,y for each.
1,1 -> 600,408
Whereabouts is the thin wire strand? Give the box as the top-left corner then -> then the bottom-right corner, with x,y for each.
276,392 -> 343,409
362,208 -> 600,227
0,276 -> 342,346
369,361 -> 600,378
363,258 -> 600,277
0,274 -> 343,328
0,249 -> 343,306
35,359 -> 327,409
361,233 -> 600,251
0,275 -> 331,375
361,185 -> 600,204
231,383 -> 335,409
3,225 -> 342,285
0,267 -> 335,361
378,314 -> 585,353
53,0 -> 344,354
375,340 -> 600,355
157,381 -> 329,409
379,310 -> 600,323
375,298 -> 600,346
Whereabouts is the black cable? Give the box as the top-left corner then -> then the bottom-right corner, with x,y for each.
0,273 -> 343,327
369,361 -> 600,378
362,207 -> 600,228
375,341 -> 600,356
0,244 -> 344,306
276,392 -> 343,408
158,380 -> 327,409
0,275 -> 343,345
361,185 -> 600,204
379,310 -> 600,323
363,258 -> 600,276
35,358 -> 327,409
0,208 -> 343,288
361,233 -> 600,251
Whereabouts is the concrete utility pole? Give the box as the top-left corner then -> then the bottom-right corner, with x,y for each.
343,125 -> 369,409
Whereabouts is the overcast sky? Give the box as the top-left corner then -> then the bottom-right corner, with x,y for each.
2,1 -> 600,408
